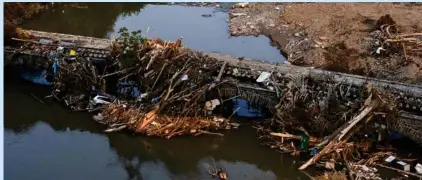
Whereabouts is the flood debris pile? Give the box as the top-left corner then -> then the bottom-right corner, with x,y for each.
365,14 -> 422,82
256,76 -> 371,152
91,28 -> 239,137
253,74 -> 422,178
21,27 -> 238,138
5,28 -> 240,138
95,102 -> 231,138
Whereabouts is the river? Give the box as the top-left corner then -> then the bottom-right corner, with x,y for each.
4,3 -> 310,180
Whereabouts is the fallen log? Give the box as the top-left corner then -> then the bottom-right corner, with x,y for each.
377,164 -> 422,179
298,94 -> 380,170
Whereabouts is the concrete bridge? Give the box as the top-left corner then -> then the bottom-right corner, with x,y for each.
4,29 -> 422,145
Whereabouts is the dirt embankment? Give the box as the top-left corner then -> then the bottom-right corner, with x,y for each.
229,3 -> 422,83
4,3 -> 54,44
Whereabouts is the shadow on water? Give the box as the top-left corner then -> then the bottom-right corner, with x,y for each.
22,3 -> 148,38
4,70 -> 307,180
21,3 -> 285,62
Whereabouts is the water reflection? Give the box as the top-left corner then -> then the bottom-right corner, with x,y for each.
4,75 -> 307,180
22,3 -> 147,38
22,3 -> 285,62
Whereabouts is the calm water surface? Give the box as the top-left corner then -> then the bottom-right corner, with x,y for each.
22,3 -> 285,62
5,76 -> 307,180
5,3 -> 307,180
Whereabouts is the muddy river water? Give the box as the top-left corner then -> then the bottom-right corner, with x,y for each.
4,3 -> 309,180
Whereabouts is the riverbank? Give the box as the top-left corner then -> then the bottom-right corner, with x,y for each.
4,3 -> 55,44
229,3 -> 422,83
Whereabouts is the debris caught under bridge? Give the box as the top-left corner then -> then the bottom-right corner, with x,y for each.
4,26 -> 422,179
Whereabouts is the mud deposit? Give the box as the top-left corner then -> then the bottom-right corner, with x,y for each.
229,3 -> 422,83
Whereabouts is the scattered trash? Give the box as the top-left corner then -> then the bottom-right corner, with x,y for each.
256,71 -> 271,83
385,156 -> 396,163
230,13 -> 246,17
87,93 -> 115,111
137,93 -> 149,102
415,163 -> 422,174
230,123 -> 240,129
310,147 -> 318,156
69,49 -> 76,56
201,14 -> 212,18
93,113 -> 104,122
232,68 -> 239,75
181,74 -> 188,81
233,2 -> 249,8
397,161 -> 410,171
294,32 -> 305,37
152,97 -> 160,104
324,159 -> 336,170
205,99 -> 221,111
376,47 -> 385,54
351,164 -> 382,180
204,157 -> 228,180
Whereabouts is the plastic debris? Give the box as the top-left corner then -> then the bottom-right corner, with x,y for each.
230,123 -> 240,129
397,161 -> 410,171
415,163 -> 422,174
310,147 -> 318,155
181,74 -> 188,81
93,113 -> 104,122
385,156 -> 396,163
152,97 -> 160,104
69,49 -> 76,56
151,121 -> 161,127
376,47 -> 385,54
205,99 -> 221,111
256,72 -> 271,83
137,93 -> 149,102
213,117 -> 225,123
232,68 -> 239,75
325,159 -> 336,170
